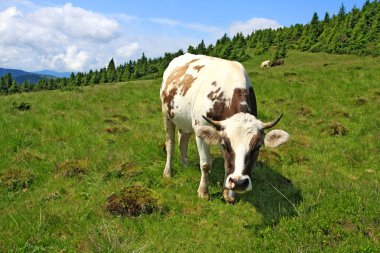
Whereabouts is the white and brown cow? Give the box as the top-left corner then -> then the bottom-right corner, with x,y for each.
160,53 -> 289,203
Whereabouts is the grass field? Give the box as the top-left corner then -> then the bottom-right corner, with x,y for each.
1,51 -> 379,252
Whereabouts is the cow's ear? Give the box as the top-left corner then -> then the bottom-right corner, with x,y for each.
196,126 -> 222,145
264,130 -> 289,148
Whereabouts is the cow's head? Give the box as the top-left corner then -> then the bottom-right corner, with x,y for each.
196,112 -> 289,194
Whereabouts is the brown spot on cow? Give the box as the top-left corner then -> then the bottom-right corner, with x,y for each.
206,88 -> 250,121
211,81 -> 217,86
222,136 -> 235,176
193,65 -> 205,72
162,87 -> 178,118
162,59 -> 199,117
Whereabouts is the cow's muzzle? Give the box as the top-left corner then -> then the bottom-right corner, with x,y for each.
226,176 -> 252,193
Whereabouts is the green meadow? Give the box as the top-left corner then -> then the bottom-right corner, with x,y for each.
1,51 -> 379,252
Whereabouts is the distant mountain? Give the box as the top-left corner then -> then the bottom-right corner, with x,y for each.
0,67 -> 56,84
33,70 -> 72,78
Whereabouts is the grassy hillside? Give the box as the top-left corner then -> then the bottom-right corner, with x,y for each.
0,51 -> 379,252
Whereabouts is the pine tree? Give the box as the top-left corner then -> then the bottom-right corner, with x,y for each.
107,58 -> 116,82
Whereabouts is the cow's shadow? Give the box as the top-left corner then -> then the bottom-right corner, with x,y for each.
209,157 -> 303,227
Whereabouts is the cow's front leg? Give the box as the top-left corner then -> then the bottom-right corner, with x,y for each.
195,136 -> 212,199
163,117 -> 175,178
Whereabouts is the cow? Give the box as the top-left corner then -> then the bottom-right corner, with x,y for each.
260,60 -> 271,68
271,58 -> 284,67
160,53 -> 289,203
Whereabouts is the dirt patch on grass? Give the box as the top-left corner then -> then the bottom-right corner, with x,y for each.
103,162 -> 142,180
55,159 -> 89,179
329,122 -> 348,136
274,98 -> 285,104
0,168 -> 34,192
15,148 -> 45,162
353,97 -> 367,106
321,121 -> 348,136
104,119 -> 117,124
106,185 -> 162,217
106,126 -> 128,133
296,106 -> 313,117
112,114 -> 129,122
331,109 -> 350,118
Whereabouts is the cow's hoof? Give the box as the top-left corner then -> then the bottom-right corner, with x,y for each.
197,189 -> 210,200
163,169 -> 172,178
223,189 -> 236,204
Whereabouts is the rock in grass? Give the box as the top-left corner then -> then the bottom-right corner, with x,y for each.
106,185 -> 162,217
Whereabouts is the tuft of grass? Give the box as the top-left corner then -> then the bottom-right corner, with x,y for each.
106,185 -> 162,217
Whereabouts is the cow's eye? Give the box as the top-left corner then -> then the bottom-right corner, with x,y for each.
221,143 -> 226,150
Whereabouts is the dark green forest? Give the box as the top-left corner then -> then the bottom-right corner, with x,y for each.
1,0 -> 379,95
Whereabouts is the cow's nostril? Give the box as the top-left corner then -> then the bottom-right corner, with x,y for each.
240,178 -> 249,188
229,177 -> 234,184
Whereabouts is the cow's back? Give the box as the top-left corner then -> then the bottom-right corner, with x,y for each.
160,53 -> 256,132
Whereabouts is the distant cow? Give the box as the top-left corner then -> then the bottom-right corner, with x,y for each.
260,60 -> 271,68
271,58 -> 284,67
160,53 -> 289,203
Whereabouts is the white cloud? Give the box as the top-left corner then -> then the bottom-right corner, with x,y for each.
229,18 -> 282,35
116,43 -> 140,59
0,4 -> 121,71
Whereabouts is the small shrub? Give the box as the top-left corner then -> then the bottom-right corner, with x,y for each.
12,101 -> 31,111
106,185 -> 162,217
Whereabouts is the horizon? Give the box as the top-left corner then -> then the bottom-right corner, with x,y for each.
0,0 -> 367,73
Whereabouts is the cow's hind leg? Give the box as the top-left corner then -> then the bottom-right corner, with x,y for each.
195,136 -> 212,199
178,129 -> 191,167
163,117 -> 175,178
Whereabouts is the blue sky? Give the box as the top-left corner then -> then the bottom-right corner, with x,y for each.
0,0 -> 367,72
